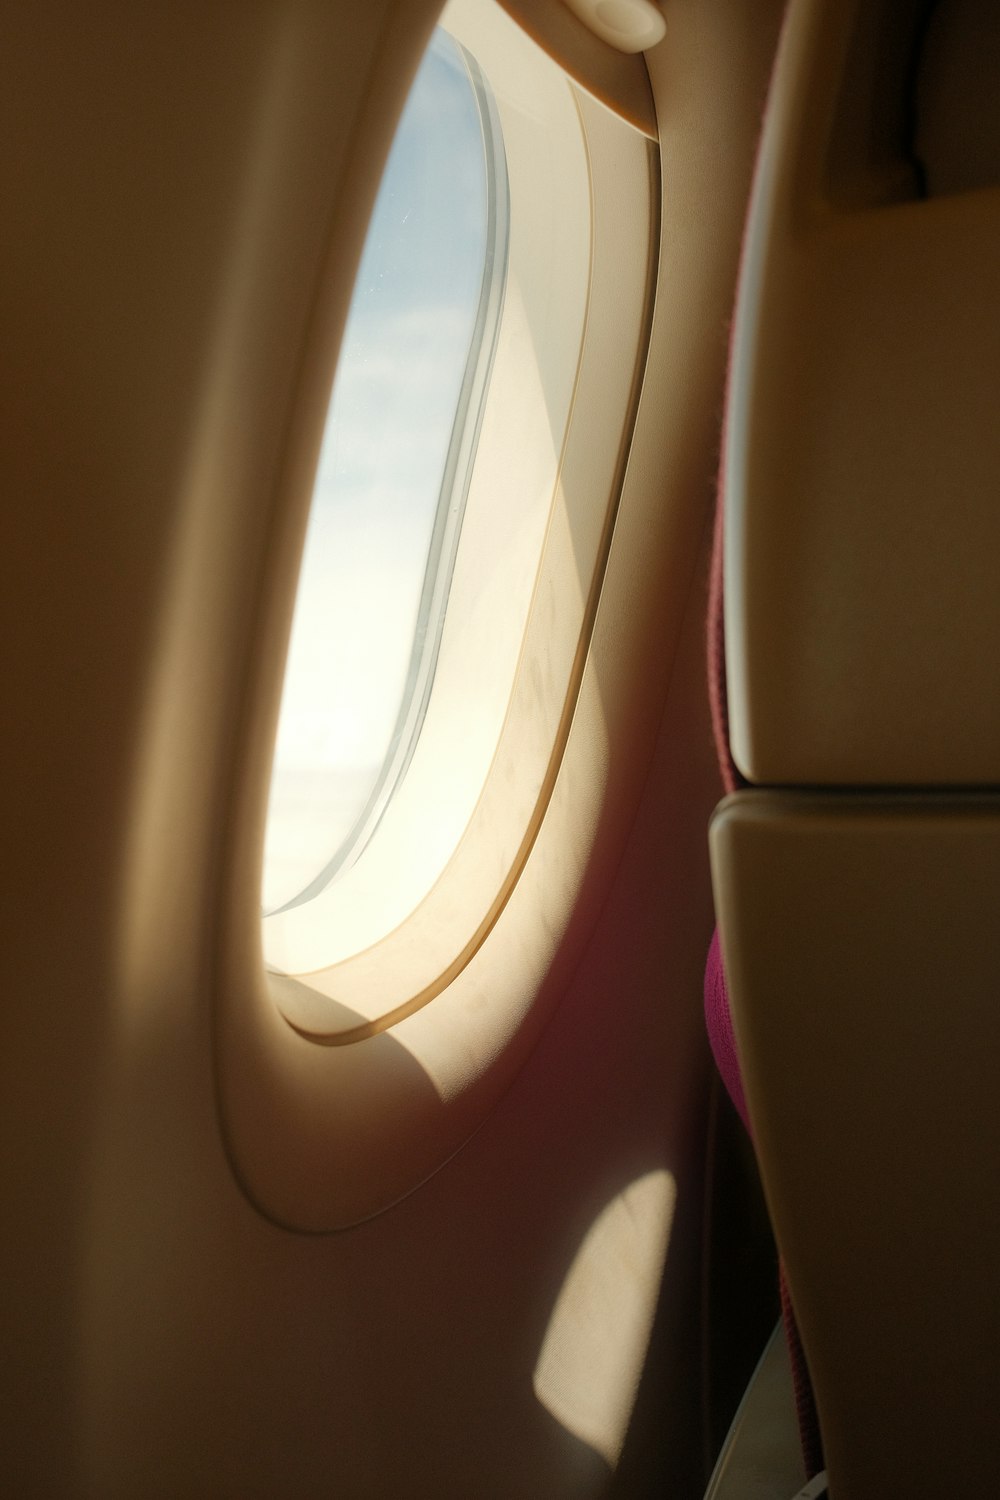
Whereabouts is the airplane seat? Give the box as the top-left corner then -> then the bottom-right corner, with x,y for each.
703,38 -> 824,1493
707,0 -> 1000,1496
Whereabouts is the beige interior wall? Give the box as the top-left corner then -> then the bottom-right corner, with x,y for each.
0,1 -> 782,1493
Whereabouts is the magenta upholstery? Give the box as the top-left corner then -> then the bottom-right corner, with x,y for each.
704,926 -> 749,1133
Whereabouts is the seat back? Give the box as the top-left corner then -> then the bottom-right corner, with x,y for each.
710,1 -> 1000,1494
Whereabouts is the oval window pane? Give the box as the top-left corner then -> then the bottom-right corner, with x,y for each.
263,30 -> 508,916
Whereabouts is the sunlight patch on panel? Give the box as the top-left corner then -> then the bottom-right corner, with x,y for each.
533,1170 -> 676,1467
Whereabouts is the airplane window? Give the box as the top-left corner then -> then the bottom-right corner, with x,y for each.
262,28 -> 508,917
258,0 -> 651,996
221,0 -> 658,1215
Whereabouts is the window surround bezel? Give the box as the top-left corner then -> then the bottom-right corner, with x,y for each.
214,0 -> 660,1230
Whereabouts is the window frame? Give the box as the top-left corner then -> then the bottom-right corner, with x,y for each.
215,0 -> 660,1229
263,0 -> 652,1029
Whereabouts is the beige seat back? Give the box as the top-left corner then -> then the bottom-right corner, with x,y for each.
711,1 -> 1000,1494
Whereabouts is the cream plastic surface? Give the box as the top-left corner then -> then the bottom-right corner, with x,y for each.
560,0 -> 666,55
712,791 -> 1000,1499
724,0 -> 1000,786
499,0 -> 657,133
704,1324 -> 801,1500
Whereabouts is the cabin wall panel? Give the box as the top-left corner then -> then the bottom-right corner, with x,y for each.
0,0 -> 784,1492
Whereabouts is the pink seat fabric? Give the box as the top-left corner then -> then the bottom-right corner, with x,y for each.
704,926 -> 749,1133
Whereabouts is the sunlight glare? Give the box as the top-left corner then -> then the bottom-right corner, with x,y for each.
533,1170 -> 676,1467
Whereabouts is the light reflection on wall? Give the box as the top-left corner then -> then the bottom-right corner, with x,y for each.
532,1170 -> 676,1467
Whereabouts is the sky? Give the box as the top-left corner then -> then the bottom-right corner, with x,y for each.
263,31 -> 492,913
